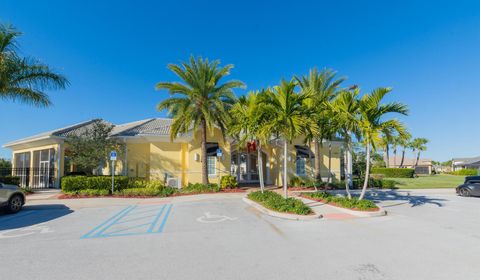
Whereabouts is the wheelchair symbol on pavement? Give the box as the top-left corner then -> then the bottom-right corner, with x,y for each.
0,223 -> 54,239
196,212 -> 238,223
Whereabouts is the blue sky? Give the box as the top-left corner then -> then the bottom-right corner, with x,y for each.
1,0 -> 479,161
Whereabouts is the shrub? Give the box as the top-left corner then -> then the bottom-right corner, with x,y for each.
115,186 -> 176,197
289,176 -> 304,187
353,178 -> 397,189
181,183 -> 220,194
303,192 -> 378,211
21,187 -> 34,194
0,176 -> 20,185
247,190 -> 312,215
61,176 -> 129,193
220,175 -> 238,189
449,169 -> 478,176
371,168 -> 414,178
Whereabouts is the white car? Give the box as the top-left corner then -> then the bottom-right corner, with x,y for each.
0,183 -> 26,213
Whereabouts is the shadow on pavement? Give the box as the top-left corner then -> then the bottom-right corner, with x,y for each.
0,204 -> 73,231
365,190 -> 447,207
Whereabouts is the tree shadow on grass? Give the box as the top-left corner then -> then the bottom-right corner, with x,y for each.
0,204 -> 73,231
365,190 -> 447,208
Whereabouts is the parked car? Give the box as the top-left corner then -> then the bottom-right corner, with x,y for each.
456,176 -> 480,197
0,182 -> 26,213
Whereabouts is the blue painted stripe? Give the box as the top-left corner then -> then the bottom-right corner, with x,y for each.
0,210 -> 36,224
115,214 -> 158,225
92,205 -> 138,237
81,205 -> 133,239
157,204 -> 173,233
146,205 -> 166,233
104,222 -> 152,236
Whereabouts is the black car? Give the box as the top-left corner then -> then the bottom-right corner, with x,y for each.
456,176 -> 480,197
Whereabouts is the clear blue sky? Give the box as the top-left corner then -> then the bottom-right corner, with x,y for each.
1,0 -> 479,161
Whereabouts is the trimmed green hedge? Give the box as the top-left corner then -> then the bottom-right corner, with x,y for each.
0,176 -> 21,185
248,190 -> 312,215
449,169 -> 478,176
371,168 -> 414,178
115,186 -> 177,197
61,176 -> 129,192
353,178 -> 397,189
181,183 -> 220,193
302,192 -> 378,211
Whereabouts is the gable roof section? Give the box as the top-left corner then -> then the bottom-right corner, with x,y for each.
452,156 -> 480,165
112,118 -> 174,137
3,119 -> 105,148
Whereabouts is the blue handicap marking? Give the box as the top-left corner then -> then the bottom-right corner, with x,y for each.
82,204 -> 173,239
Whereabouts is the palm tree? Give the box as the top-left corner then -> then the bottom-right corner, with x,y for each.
156,56 -> 245,185
378,128 -> 393,167
295,68 -> 345,182
398,132 -> 412,167
228,90 -> 272,193
357,87 -> 408,200
410,137 -> 429,167
261,79 -> 316,198
330,88 -> 360,199
0,24 -> 69,106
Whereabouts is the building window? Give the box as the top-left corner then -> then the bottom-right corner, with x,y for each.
207,156 -> 216,176
296,157 -> 306,176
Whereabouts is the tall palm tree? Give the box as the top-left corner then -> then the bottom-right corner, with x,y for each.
228,90 -> 272,193
330,88 -> 360,199
261,79 -> 316,198
378,128 -> 393,167
0,24 -> 69,106
156,56 -> 245,185
357,87 -> 408,200
295,68 -> 345,182
398,132 -> 412,167
411,137 -> 429,167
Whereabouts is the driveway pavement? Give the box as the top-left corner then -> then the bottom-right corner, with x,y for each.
0,189 -> 479,280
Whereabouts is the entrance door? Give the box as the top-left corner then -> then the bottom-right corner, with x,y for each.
39,161 -> 50,188
248,153 -> 259,181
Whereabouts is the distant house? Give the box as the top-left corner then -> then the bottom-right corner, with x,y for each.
451,156 -> 480,171
387,157 -> 433,175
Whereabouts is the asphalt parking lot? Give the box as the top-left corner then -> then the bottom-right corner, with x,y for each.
1,190 -> 479,280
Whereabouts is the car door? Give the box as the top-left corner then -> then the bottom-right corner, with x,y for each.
470,180 -> 480,196
0,183 -> 8,204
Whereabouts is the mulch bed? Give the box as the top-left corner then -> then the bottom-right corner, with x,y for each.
57,189 -> 246,199
299,194 -> 380,212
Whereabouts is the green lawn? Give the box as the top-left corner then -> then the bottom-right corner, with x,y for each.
391,174 -> 464,189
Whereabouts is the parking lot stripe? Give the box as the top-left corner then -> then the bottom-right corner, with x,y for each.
146,205 -> 166,233
0,210 -> 36,224
81,205 -> 134,239
104,222 -> 153,236
157,204 -> 173,233
92,205 -> 138,237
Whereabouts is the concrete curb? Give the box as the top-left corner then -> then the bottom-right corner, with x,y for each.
300,196 -> 387,218
242,197 -> 322,221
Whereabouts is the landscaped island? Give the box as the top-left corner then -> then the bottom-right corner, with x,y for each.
301,192 -> 379,211
247,191 -> 312,215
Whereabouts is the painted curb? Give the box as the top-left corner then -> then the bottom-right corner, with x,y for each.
301,197 -> 387,218
242,197 -> 322,221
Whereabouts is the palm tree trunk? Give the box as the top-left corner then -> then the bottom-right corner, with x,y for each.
257,142 -> 265,193
200,118 -> 209,185
283,139 -> 288,198
309,144 -> 317,191
344,140 -> 352,199
393,146 -> 397,168
314,140 -> 322,182
359,141 -> 371,200
328,141 -> 332,183
400,149 -> 405,168
385,145 -> 390,168
415,152 -> 420,167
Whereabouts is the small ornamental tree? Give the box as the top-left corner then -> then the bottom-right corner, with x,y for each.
65,121 -> 124,175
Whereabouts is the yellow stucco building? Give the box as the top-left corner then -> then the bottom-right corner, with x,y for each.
3,118 -> 344,188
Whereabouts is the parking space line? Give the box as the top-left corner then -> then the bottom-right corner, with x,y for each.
82,204 -> 173,239
0,210 -> 36,224
81,205 -> 135,239
147,205 -> 166,233
157,204 -> 173,233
